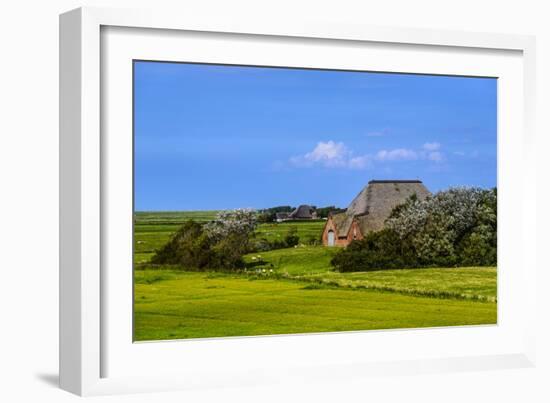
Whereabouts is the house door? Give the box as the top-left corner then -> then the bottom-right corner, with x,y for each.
327,230 -> 335,246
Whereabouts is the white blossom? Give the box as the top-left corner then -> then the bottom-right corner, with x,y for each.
386,187 -> 496,261
204,208 -> 258,240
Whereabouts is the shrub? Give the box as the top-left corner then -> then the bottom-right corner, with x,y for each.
284,226 -> 300,247
204,208 -> 258,241
151,220 -> 213,269
209,232 -> 249,270
151,209 -> 259,271
331,229 -> 418,272
331,187 -> 497,271
456,190 -> 497,266
458,228 -> 497,266
386,186 -> 497,266
254,238 -> 273,252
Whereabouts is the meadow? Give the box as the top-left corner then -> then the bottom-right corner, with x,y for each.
133,211 -> 497,341
244,246 -> 497,302
134,270 -> 496,341
255,220 -> 326,243
134,211 -> 326,263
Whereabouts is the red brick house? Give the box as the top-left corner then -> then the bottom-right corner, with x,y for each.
322,180 -> 430,247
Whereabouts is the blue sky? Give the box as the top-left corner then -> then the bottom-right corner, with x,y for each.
134,61 -> 497,211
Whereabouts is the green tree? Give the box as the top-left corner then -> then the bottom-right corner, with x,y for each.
151,220 -> 213,269
284,226 -> 300,247
152,209 -> 259,271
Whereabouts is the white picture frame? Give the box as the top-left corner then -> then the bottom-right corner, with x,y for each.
59,6 -> 537,396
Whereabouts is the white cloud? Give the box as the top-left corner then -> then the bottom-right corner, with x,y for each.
290,141 -> 372,170
290,140 -> 445,170
306,141 -> 348,164
290,141 -> 350,168
423,142 -> 441,151
375,148 -> 418,161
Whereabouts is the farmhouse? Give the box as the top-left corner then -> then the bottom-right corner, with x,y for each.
288,204 -> 317,220
322,180 -> 430,247
276,205 -> 318,222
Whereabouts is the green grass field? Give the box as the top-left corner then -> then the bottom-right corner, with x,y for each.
244,246 -> 497,302
133,211 -> 327,263
133,211 -> 497,341
244,246 -> 339,275
255,220 -> 326,243
134,211 -> 219,263
135,210 -> 220,224
134,270 -> 496,341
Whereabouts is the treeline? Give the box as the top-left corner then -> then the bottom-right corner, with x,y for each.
257,205 -> 345,222
315,206 -> 346,218
257,206 -> 293,223
331,187 -> 497,272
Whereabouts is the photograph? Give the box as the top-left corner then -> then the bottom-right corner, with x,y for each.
133,60 -> 497,342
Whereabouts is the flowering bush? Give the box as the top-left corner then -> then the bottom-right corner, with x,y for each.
332,187 -> 497,271
204,208 -> 258,241
152,209 -> 258,271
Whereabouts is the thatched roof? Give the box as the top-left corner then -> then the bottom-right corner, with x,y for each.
289,205 -> 314,219
332,180 -> 430,236
331,213 -> 354,237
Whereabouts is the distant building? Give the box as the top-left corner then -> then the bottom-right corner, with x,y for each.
322,180 -> 431,247
288,205 -> 317,220
275,212 -> 290,222
275,205 -> 318,222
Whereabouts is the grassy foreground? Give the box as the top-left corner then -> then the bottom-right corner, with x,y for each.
134,270 -> 496,341
133,211 -> 497,341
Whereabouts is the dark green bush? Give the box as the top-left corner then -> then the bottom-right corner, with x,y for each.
284,226 -> 300,247
253,238 -> 273,252
151,220 -> 250,271
209,232 -> 249,270
331,229 -> 419,272
151,221 -> 213,269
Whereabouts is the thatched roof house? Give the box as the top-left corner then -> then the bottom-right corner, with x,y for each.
288,205 -> 317,220
322,180 -> 430,247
